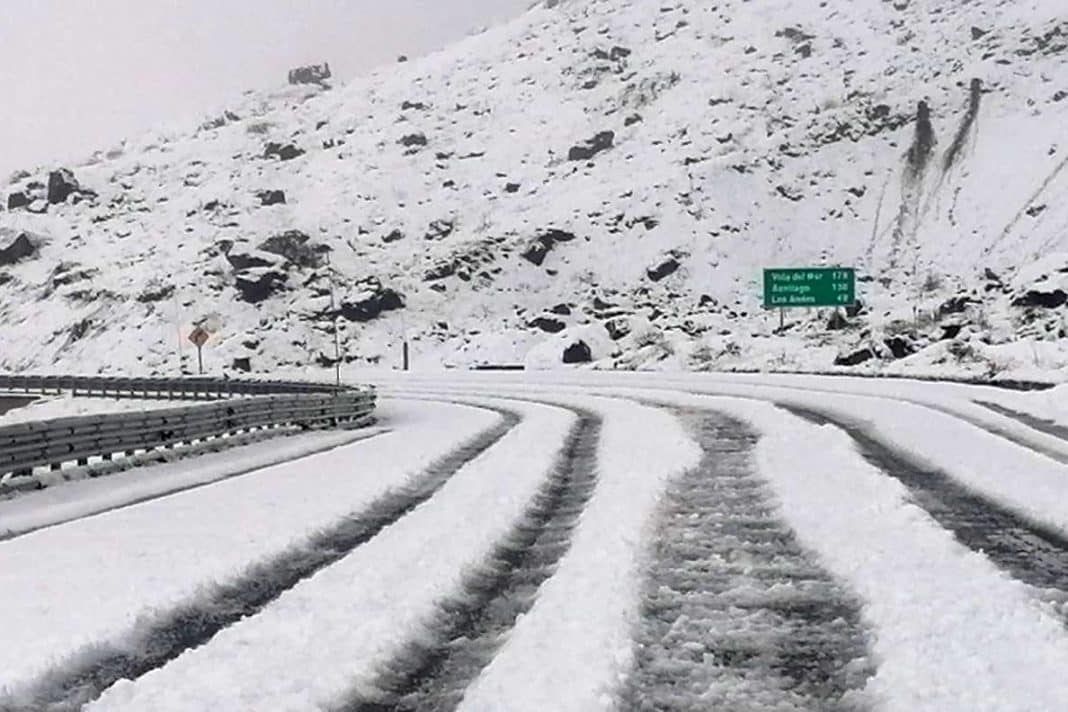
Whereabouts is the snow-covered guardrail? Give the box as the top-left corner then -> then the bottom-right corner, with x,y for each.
0,390 -> 376,485
0,374 -> 354,400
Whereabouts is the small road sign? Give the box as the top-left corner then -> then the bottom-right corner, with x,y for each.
764,268 -> 856,308
188,326 -> 210,348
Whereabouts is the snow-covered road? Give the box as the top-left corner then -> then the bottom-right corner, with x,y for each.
3,372 -> 1068,711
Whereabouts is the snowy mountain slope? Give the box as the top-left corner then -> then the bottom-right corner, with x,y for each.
1,0 -> 1066,377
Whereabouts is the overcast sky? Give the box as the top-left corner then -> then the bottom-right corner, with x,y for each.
0,0 -> 534,179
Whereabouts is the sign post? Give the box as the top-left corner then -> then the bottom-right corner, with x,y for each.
188,326 -> 210,375
763,268 -> 856,331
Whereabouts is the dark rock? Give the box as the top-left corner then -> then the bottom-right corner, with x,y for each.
941,323 -> 964,340
383,229 -> 405,243
504,183 -> 521,194
235,270 -> 288,303
845,299 -> 865,318
624,114 -> 643,126
647,257 -> 680,282
0,232 -> 39,265
137,283 -> 176,303
827,310 -> 849,330
259,230 -> 328,268
939,295 -> 975,315
550,303 -> 572,316
231,357 -> 252,373
226,251 -> 277,272
399,133 -> 428,148
699,294 -> 718,308
795,43 -> 812,58
530,316 -> 567,333
288,62 -> 331,86
521,229 -> 577,266
264,143 -> 305,161
338,285 -> 405,322
1013,289 -> 1068,308
567,131 -> 615,161
884,336 -> 915,359
401,100 -> 428,111
423,261 -> 456,281
7,191 -> 30,210
47,169 -> 86,204
563,340 -> 593,364
604,318 -> 631,340
424,220 -> 454,241
971,26 -> 988,40
834,347 -> 876,367
258,190 -> 286,206
1026,204 -> 1047,218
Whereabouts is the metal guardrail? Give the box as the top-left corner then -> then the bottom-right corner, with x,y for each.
0,377 -> 376,483
0,374 -> 352,400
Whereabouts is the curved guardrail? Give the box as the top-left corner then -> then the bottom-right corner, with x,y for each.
0,375 -> 376,487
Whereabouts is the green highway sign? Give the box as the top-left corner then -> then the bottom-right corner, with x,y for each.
763,268 -> 856,308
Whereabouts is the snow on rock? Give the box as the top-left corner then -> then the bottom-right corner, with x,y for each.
0,0 -> 1066,377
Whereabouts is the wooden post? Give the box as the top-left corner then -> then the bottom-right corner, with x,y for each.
403,341 -> 410,371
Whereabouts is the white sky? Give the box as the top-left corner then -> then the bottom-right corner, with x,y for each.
0,0 -> 534,179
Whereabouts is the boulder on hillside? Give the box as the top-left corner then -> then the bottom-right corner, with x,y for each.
647,256 -> 680,282
7,191 -> 30,210
47,168 -> 94,204
567,131 -> 615,161
235,269 -> 288,303
231,357 -> 252,373
1013,289 -> 1067,308
258,230 -> 328,268
264,143 -> 305,161
288,63 -> 331,86
399,133 -> 428,148
563,340 -> 593,364
337,280 -> 405,322
834,347 -> 876,367
529,316 -> 567,334
0,231 -> 40,266
521,229 -> 577,266
884,336 -> 916,359
225,249 -> 279,272
257,190 -> 286,206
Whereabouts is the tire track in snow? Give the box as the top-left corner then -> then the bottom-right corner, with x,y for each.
621,410 -> 874,712
336,407 -> 601,712
783,405 -> 1068,600
0,404 -> 520,712
974,401 -> 1068,443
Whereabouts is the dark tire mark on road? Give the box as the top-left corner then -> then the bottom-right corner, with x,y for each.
783,405 -> 1068,598
621,410 -> 874,712
975,401 -> 1068,443
337,409 -> 601,712
0,406 -> 520,712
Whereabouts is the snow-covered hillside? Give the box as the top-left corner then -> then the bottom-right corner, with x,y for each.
1,0 -> 1066,379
